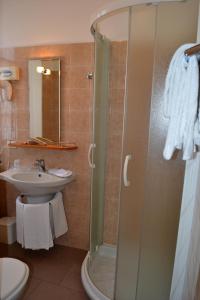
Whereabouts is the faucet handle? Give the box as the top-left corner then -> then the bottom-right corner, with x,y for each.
34,159 -> 46,172
34,159 -> 39,166
34,160 -> 40,169
34,159 -> 42,165
35,159 -> 44,163
40,159 -> 45,168
38,159 -> 45,164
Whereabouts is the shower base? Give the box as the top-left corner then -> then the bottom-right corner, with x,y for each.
81,245 -> 116,300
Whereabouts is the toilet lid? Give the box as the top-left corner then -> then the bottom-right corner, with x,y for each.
0,257 -> 29,300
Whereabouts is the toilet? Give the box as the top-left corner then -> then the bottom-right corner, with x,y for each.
0,257 -> 29,300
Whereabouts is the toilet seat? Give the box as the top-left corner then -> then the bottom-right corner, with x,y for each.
0,257 -> 29,300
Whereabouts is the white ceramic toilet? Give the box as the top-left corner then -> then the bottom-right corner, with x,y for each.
0,257 -> 29,300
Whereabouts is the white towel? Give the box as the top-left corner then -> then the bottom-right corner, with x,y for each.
50,192 -> 68,238
16,197 -> 53,250
48,168 -> 72,178
163,44 -> 199,160
16,197 -> 24,247
23,202 -> 53,250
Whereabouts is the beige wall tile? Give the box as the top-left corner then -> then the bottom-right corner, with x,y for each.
61,66 -> 91,89
69,43 -> 93,66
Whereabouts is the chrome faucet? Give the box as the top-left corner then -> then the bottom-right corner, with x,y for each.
35,159 -> 46,172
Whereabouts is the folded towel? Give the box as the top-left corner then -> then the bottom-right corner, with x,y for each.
48,168 -> 72,178
16,197 -> 53,250
163,43 -> 199,160
50,192 -> 68,238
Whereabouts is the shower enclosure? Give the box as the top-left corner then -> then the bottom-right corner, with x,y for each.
81,0 -> 199,299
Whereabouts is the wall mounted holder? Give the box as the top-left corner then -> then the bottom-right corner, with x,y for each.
0,66 -> 19,101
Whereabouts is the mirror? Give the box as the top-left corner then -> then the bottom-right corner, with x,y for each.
28,58 -> 60,143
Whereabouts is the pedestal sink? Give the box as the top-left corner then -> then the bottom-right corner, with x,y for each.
0,168 -> 75,203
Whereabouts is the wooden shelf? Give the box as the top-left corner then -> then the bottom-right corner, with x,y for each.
8,142 -> 78,151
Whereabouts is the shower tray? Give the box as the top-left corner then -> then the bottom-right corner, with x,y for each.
81,245 -> 116,300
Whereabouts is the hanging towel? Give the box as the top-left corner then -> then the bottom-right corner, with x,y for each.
16,197 -> 53,250
163,43 -> 199,160
50,192 -> 68,238
23,201 -> 53,250
16,197 -> 24,247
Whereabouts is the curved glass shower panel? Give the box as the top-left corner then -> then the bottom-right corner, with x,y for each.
98,8 -> 129,249
88,8 -> 129,300
90,32 -> 110,257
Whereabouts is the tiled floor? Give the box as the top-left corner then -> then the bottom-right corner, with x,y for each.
0,242 -> 89,300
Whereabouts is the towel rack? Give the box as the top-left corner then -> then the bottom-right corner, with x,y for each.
185,44 -> 200,57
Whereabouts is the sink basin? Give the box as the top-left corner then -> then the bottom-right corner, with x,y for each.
0,168 -> 75,203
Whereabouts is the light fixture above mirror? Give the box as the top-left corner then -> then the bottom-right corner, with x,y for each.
36,66 -> 51,76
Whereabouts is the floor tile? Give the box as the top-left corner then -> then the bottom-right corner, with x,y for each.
21,277 -> 41,299
27,282 -> 89,300
0,243 -> 9,257
42,244 -> 86,265
31,259 -> 69,284
60,263 -> 84,292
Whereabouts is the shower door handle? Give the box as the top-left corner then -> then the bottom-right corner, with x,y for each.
123,155 -> 132,187
88,144 -> 96,169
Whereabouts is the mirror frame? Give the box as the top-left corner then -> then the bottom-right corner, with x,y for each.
28,57 -> 61,143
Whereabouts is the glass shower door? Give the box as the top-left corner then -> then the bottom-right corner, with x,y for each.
115,5 -> 158,299
89,33 -> 110,258
88,8 -> 129,300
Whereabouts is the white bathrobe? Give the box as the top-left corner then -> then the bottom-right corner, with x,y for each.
163,44 -> 199,160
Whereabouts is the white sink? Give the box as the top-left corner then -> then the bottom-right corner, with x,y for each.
0,168 -> 75,203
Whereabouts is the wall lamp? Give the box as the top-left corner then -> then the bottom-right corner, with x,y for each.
36,66 -> 51,75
